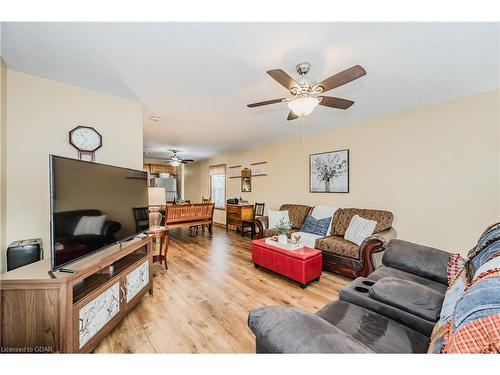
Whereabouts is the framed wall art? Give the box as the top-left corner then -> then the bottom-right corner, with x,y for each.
309,149 -> 349,193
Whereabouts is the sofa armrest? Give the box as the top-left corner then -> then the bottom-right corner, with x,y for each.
254,216 -> 269,239
369,277 -> 444,322
382,239 -> 449,285
358,227 -> 397,276
248,306 -> 373,353
370,227 -> 397,246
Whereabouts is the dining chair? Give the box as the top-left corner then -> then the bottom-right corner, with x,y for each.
133,207 -> 150,232
241,202 -> 265,238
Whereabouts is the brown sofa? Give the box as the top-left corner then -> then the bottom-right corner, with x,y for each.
255,205 -> 396,278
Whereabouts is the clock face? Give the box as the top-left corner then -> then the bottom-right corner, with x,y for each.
69,126 -> 102,152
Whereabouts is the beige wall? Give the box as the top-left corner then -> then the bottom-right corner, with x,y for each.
0,59 -> 7,272
2,69 -> 143,272
185,90 -> 500,255
184,160 -> 202,203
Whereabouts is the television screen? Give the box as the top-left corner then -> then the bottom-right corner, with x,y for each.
49,155 -> 148,270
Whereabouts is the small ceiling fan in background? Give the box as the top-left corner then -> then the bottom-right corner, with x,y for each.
247,62 -> 366,120
145,150 -> 194,167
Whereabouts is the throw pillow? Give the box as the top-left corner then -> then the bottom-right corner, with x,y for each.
311,205 -> 337,235
467,223 -> 500,259
444,270 -> 500,353
466,234 -> 500,281
74,215 -> 107,235
268,210 -> 290,230
300,215 -> 332,236
344,215 -> 377,246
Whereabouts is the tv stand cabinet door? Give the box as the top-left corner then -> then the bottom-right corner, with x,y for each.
124,259 -> 150,309
76,281 -> 121,352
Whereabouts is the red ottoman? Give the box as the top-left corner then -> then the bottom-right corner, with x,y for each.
251,238 -> 322,288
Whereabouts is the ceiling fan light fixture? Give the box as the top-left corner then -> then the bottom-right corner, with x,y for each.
170,159 -> 181,167
287,96 -> 319,117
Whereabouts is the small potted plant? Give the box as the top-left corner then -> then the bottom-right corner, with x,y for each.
276,218 -> 290,245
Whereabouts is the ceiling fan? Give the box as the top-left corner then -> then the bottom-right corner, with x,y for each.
147,150 -> 194,167
247,62 -> 366,120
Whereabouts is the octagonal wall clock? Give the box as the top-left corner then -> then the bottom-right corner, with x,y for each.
69,125 -> 102,162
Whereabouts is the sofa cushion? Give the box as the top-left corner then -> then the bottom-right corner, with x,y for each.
301,216 -> 331,236
382,239 -> 449,285
315,236 -> 360,259
332,208 -> 393,236
315,300 -> 429,353
248,306 -> 373,353
279,204 -> 312,229
369,265 -> 448,294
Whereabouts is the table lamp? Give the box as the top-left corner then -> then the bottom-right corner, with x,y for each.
148,187 -> 166,229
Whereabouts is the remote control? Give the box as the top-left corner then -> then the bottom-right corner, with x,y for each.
58,268 -> 76,274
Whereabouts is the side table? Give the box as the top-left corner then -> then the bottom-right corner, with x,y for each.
147,227 -> 169,269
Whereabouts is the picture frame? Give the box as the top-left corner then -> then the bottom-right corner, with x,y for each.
309,149 -> 349,193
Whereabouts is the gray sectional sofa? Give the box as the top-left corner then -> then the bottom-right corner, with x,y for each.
247,226 -> 500,353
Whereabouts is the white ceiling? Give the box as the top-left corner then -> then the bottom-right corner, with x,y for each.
2,22 -> 499,161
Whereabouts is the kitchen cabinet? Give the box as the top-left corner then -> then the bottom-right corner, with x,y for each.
146,164 -> 177,175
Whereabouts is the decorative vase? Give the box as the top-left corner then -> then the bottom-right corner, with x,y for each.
278,234 -> 288,245
149,207 -> 163,229
324,179 -> 331,192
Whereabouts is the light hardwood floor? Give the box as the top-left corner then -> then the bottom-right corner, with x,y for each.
94,226 -> 350,353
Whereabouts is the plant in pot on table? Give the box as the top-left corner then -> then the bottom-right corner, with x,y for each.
275,218 -> 290,245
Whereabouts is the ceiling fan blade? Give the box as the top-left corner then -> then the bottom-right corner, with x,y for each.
267,69 -> 299,90
182,159 -> 194,162
247,98 -> 286,108
317,65 -> 366,93
287,111 -> 299,121
318,96 -> 355,110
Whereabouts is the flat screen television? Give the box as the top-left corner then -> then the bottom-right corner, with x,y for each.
49,155 -> 148,271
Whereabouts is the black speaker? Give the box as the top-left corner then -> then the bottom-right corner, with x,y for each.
6,238 -> 43,271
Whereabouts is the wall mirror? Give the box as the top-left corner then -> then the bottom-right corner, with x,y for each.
241,168 -> 252,192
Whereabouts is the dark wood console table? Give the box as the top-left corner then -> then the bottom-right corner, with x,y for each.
226,203 -> 254,232
0,237 -> 152,353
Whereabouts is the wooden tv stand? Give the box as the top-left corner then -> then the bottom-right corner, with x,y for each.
0,237 -> 152,353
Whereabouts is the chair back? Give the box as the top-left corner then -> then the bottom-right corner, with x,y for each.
165,203 -> 215,224
254,202 -> 265,217
132,207 -> 149,232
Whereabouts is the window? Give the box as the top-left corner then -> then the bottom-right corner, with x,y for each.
211,174 -> 225,209
209,164 -> 226,209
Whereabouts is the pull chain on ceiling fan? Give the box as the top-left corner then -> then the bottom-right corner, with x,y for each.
247,62 -> 366,120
